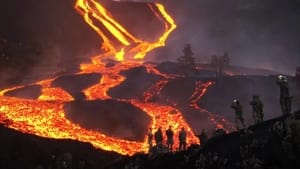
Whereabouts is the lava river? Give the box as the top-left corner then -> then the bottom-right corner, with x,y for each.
0,0 -> 233,155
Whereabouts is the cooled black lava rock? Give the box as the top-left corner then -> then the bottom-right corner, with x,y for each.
64,99 -> 151,141
3,84 -> 42,99
109,66 -> 161,99
160,77 -> 197,104
51,73 -> 101,100
0,125 -> 120,169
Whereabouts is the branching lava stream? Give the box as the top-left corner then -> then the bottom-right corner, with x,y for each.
0,0 -> 233,155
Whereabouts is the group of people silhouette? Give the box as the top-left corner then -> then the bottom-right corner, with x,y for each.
147,75 -> 295,152
231,74 -> 293,130
147,126 -> 187,152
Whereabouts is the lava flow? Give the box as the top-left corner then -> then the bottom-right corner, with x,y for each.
0,0 -> 231,155
75,0 -> 176,61
0,0 -> 197,156
189,81 -> 235,131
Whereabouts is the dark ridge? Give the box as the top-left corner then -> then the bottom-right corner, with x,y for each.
3,84 -> 42,99
51,73 -> 101,100
156,61 -> 180,74
156,61 -> 278,77
0,124 -> 121,169
202,115 -> 289,155
104,113 -> 300,169
64,99 -> 151,141
0,110 -> 299,169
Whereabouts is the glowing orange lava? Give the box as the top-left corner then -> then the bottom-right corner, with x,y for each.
189,81 -> 235,131
0,0 -> 193,156
74,0 -> 176,61
0,0 -> 232,156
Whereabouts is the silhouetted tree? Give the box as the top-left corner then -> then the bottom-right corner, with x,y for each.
210,55 -> 218,68
210,52 -> 231,76
177,44 -> 195,67
177,44 -> 196,76
296,66 -> 300,78
221,52 -> 230,67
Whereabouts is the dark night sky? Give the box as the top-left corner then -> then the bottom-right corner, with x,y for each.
0,0 -> 300,75
152,0 -> 300,75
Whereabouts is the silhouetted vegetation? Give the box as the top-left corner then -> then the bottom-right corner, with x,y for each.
177,44 -> 196,75
296,67 -> 300,78
210,52 -> 230,77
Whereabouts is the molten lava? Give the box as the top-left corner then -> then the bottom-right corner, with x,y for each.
189,81 -> 234,131
74,0 -> 176,61
0,0 -> 232,156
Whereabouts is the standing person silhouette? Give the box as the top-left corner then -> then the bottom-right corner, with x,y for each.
165,126 -> 174,152
178,127 -> 187,150
231,99 -> 246,130
147,128 -> 154,150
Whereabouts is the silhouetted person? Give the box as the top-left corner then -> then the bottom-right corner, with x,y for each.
250,95 -> 264,124
179,127 -> 187,150
199,129 -> 208,145
231,100 -> 246,130
165,126 -> 174,151
277,75 -> 292,115
147,128 -> 154,149
154,127 -> 163,147
214,128 -> 226,137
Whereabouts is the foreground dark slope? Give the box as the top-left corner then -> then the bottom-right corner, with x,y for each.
104,112 -> 300,169
0,125 -> 121,169
1,111 -> 299,169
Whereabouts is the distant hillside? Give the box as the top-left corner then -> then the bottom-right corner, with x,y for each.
157,62 -> 279,76
199,64 -> 279,76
